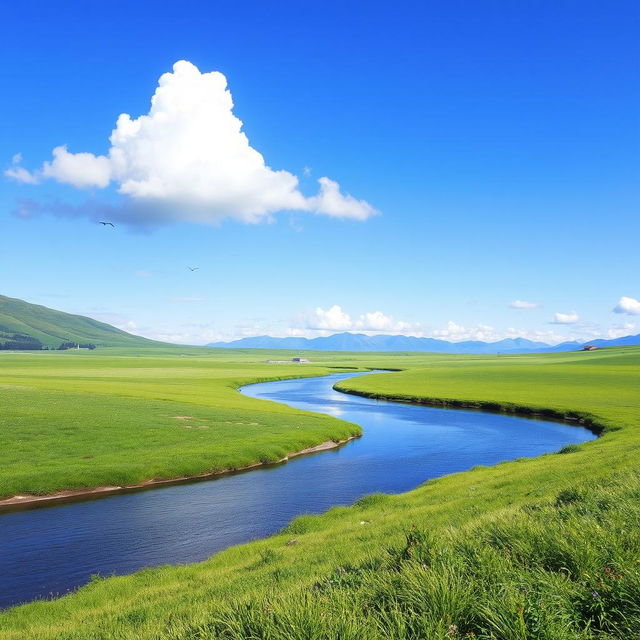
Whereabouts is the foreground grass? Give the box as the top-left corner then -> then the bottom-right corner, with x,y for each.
1,346 -> 639,638
205,471 -> 640,640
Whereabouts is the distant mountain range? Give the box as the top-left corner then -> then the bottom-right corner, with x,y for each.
0,294 -> 156,349
207,332 -> 640,354
3,293 -> 638,354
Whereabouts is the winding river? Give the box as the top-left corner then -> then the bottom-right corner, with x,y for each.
0,371 -> 596,609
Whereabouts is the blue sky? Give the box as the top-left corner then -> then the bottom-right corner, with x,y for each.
2,1 -> 639,344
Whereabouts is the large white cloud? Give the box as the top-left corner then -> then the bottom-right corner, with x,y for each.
613,296 -> 640,316
6,60 -> 377,226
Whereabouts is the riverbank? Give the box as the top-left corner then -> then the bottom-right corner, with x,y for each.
333,383 -> 605,434
0,436 -> 358,513
0,350 -> 363,503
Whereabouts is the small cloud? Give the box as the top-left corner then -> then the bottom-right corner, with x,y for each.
135,269 -> 153,278
5,166 -> 40,185
307,177 -> 378,221
551,311 -> 580,325
613,296 -> 640,316
42,145 -> 111,188
509,300 -> 539,309
355,311 -> 410,332
7,147 -> 111,188
606,322 -> 637,339
304,305 -> 413,333
306,305 -> 353,331
284,327 -> 307,337
11,153 -> 22,165
288,215 -> 303,232
302,166 -> 312,177
431,321 -> 499,342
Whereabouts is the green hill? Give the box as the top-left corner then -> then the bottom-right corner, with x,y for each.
0,294 -> 157,349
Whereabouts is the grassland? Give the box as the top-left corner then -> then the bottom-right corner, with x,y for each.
0,348 -> 363,501
1,346 -> 639,639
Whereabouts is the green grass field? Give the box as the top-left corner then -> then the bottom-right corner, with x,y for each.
0,348 -> 362,500
1,346 -> 639,639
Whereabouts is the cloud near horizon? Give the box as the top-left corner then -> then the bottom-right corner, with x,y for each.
305,305 -> 412,333
97,302 -> 634,346
508,300 -> 539,309
303,306 -> 568,344
606,321 -> 637,339
6,60 -> 377,227
613,296 -> 640,316
551,311 -> 580,325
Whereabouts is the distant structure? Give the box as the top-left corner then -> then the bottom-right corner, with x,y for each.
582,345 -> 598,351
292,357 -> 310,363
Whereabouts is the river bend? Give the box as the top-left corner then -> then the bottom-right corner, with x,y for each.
0,371 -> 595,609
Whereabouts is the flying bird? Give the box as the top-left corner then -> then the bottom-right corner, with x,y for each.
99,221 -> 115,227
187,266 -> 199,271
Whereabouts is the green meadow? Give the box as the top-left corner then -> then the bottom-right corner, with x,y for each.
1,346 -> 639,639
0,348 -> 362,500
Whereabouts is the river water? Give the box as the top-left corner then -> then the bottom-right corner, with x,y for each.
0,371 -> 595,608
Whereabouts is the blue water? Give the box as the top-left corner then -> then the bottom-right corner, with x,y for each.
0,371 -> 595,609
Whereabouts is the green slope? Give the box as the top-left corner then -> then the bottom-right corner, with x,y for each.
0,295 -> 157,348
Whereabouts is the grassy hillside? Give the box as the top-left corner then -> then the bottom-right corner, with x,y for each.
1,347 -> 639,639
0,295 -> 157,348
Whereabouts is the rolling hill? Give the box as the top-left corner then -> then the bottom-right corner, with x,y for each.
0,295 -> 156,349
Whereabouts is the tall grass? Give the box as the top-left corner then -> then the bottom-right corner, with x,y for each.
190,472 -> 640,640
